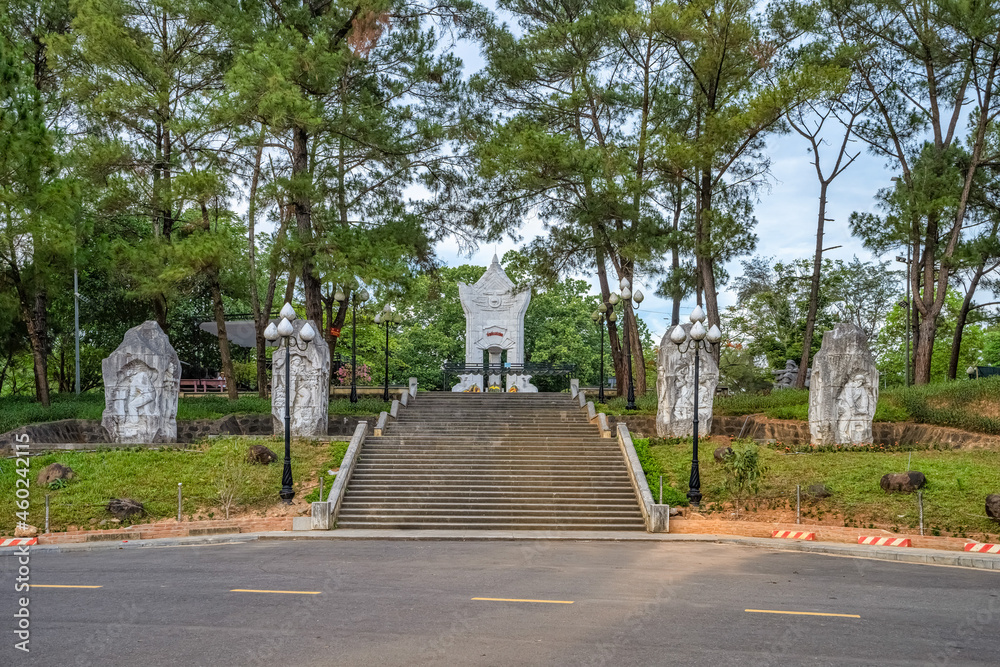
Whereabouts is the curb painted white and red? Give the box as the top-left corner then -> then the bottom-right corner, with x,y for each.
1,538 -> 37,547
965,542 -> 1000,554
858,536 -> 911,547
772,530 -> 816,541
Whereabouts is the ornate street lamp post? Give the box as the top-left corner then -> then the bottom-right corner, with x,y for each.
590,302 -> 615,403
610,278 -> 644,410
263,302 -> 317,504
335,285 -> 369,403
668,305 -> 722,508
374,304 -> 403,402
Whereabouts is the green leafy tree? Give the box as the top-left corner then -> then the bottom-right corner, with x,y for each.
0,26 -> 75,406
826,0 -> 1000,384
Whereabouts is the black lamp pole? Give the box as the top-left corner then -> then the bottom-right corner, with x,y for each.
625,312 -> 636,410
669,307 -> 720,510
281,339 -> 293,502
350,297 -> 358,403
688,343 -> 702,507
383,317 -> 390,402
598,315 -> 606,403
263,303 -> 316,504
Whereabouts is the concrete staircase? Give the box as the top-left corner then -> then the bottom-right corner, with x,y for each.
336,393 -> 645,530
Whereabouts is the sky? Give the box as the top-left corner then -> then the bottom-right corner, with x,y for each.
430,22 -> 892,343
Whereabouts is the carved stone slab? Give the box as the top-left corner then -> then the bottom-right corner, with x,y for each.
655,324 -> 719,437
454,255 -> 536,392
271,319 -> 330,437
808,323 -> 879,445
102,321 -> 180,443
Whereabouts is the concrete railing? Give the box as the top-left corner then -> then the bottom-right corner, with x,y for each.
373,412 -> 388,436
616,424 -> 670,533
310,421 -> 368,529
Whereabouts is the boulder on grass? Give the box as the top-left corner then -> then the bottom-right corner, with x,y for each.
247,444 -> 278,465
714,446 -> 733,463
106,498 -> 145,520
986,494 -> 1000,522
807,483 -> 832,498
14,524 -> 38,538
37,463 -> 75,487
880,471 -> 926,494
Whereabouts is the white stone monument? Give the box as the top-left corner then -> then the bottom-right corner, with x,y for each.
102,321 -> 180,443
454,255 -> 536,392
272,319 -> 331,437
655,323 -> 719,437
808,323 -> 879,445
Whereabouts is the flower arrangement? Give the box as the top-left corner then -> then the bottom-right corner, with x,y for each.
334,363 -> 373,386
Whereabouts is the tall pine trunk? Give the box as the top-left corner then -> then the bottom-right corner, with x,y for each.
797,181 -> 829,389
292,125 -> 323,324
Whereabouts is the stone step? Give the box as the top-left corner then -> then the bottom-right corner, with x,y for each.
335,519 -> 646,530
351,470 -> 631,486
338,507 -> 643,519
343,488 -> 637,498
339,499 -> 640,509
361,445 -> 619,454
355,456 -> 623,465
354,464 -> 626,479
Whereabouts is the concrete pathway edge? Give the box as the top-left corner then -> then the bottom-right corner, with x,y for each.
7,529 -> 1000,570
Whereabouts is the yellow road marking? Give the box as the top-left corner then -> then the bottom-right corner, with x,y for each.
231,589 -> 322,595
745,609 -> 860,618
32,585 -> 103,589
472,597 -> 573,604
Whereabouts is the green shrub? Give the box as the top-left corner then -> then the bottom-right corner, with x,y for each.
881,378 -> 1000,434
633,438 -> 688,506
720,441 -> 769,516
714,389 -> 810,417
231,361 -> 259,391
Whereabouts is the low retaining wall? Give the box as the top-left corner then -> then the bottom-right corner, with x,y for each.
609,414 -> 1000,449
0,415 -> 376,456
667,517 -> 975,551
34,516 -> 293,545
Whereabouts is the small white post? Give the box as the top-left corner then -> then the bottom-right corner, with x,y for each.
918,491 -> 924,536
45,494 -> 50,533
796,485 -> 801,525
659,476 -> 663,505
320,476 -> 324,503
177,483 -> 183,522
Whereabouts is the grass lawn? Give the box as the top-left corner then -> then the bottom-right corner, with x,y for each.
0,437 -> 349,533
637,436 -> 1000,539
0,393 -> 389,433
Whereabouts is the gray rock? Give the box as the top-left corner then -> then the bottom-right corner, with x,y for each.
880,471 -> 926,493
714,446 -> 733,462
986,494 -> 1000,522
806,483 -> 832,498
655,323 -> 720,437
101,321 -> 180,444
271,319 -> 331,437
808,323 -> 879,445
247,444 -> 278,465
37,463 -> 75,486
669,507 -> 681,516
106,498 -> 145,520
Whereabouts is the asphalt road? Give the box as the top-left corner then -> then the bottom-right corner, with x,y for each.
1,539 -> 998,666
